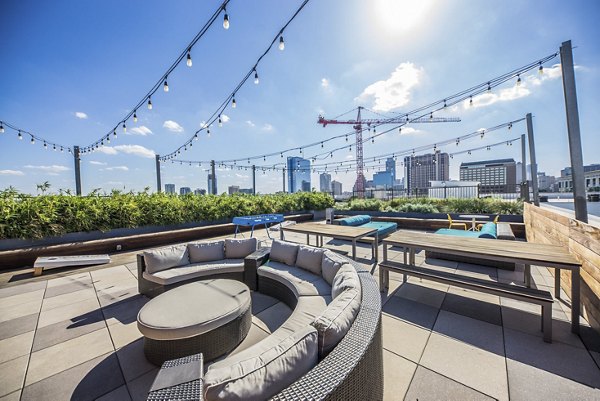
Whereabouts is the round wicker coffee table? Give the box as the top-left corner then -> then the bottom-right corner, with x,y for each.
137,279 -> 252,366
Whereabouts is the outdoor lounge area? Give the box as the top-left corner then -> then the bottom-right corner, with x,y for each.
1,226 -> 600,401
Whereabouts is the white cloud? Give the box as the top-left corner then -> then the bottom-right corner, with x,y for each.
399,126 -> 420,134
89,161 -> 107,166
103,166 -> 129,171
321,78 -> 330,88
0,169 -> 25,176
220,114 -> 230,123
246,120 -> 256,127
262,123 -> 274,132
113,145 -> 155,159
95,147 -> 119,155
235,173 -> 249,178
75,112 -> 88,119
345,154 -> 354,160
128,125 -> 153,136
24,165 -> 70,173
200,121 -> 209,129
355,62 -> 423,112
163,120 -> 184,133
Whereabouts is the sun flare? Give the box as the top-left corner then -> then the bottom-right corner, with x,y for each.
374,0 -> 435,34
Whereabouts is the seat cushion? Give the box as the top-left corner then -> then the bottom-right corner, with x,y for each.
225,238 -> 258,259
270,240 -> 299,266
143,244 -> 190,274
295,245 -> 324,275
321,250 -> 346,286
137,279 -> 250,340
331,264 -> 361,299
204,325 -> 318,401
187,240 -> 225,263
478,222 -> 497,239
143,259 -> 244,286
361,221 -> 398,237
435,228 -> 481,238
312,288 -> 361,356
258,262 -> 331,297
338,215 -> 371,226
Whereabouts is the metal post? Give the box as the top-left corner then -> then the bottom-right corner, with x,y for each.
73,146 -> 82,195
282,168 -> 286,193
210,160 -> 216,195
560,40 -> 588,223
526,113 -> 540,206
155,154 -> 162,193
252,165 -> 256,195
521,134 -> 529,201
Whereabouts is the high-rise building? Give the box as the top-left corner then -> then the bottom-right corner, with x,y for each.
194,189 -> 206,195
404,151 -> 449,193
165,184 -> 176,194
331,180 -> 343,195
287,157 -> 311,193
228,185 -> 240,195
319,173 -> 332,192
180,187 -> 191,195
537,172 -> 556,191
557,164 -> 600,191
459,158 -> 517,193
385,157 -> 396,182
372,171 -> 393,188
207,173 -> 217,195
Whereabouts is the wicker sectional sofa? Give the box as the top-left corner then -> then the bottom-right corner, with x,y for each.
139,239 -> 383,401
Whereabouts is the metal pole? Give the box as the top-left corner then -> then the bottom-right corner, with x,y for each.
252,165 -> 256,195
526,113 -> 540,206
210,160 -> 216,195
521,134 -> 529,201
73,145 -> 82,196
155,155 -> 162,193
282,168 -> 286,193
560,40 -> 588,223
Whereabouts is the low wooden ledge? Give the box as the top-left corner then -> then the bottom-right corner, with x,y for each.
0,214 -> 312,270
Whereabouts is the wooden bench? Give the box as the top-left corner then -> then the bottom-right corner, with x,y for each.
379,260 -> 554,342
496,222 -> 516,240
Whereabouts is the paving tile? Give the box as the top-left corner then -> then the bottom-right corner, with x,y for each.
253,302 -> 292,333
506,358 -> 600,401
382,296 -> 439,330
96,385 -> 132,401
0,281 -> 46,299
404,366 -> 495,401
41,288 -> 97,312
0,298 -> 43,324
46,272 -> 91,288
382,314 -> 430,363
102,296 -> 148,327
126,368 -> 159,401
96,282 -> 139,307
250,291 -> 279,315
433,311 -> 504,356
229,323 -> 270,357
420,320 -> 508,400
392,281 -> 447,309
32,310 -> 105,352
456,262 -> 498,279
383,350 -> 416,401
420,257 -> 459,272
116,339 -> 155,383
504,327 -> 600,388
441,288 -> 501,326
0,355 -> 29,397
0,313 -> 38,341
108,319 -> 143,349
21,353 -> 125,401
37,297 -> 100,328
0,289 -> 45,308
26,327 -> 115,385
91,265 -> 135,286
0,391 -> 21,401
44,279 -> 95,299
0,330 -> 34,364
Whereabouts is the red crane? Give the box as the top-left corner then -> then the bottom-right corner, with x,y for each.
318,106 -> 460,196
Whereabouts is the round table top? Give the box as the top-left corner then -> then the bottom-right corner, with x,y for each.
458,214 -> 488,219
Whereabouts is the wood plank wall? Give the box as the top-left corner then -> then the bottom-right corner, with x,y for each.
524,203 -> 600,332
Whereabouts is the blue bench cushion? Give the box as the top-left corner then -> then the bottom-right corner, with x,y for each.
477,222 -> 497,239
361,221 -> 398,237
338,215 -> 371,226
435,222 -> 497,239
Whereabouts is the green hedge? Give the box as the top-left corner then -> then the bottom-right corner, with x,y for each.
0,190 -> 334,240
336,197 -> 523,215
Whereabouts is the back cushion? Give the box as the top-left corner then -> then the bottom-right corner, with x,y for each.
143,244 -> 189,274
331,264 -> 360,299
270,240 -> 299,266
478,222 -> 497,239
204,325 -> 318,401
187,241 -> 225,263
339,215 -> 371,226
225,238 -> 258,259
312,289 -> 360,357
295,245 -> 324,275
321,251 -> 345,286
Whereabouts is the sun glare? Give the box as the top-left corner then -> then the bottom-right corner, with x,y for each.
374,0 -> 435,34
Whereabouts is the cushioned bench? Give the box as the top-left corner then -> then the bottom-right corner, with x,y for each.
335,215 -> 397,239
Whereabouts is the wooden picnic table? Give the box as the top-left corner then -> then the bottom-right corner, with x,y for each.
281,222 -> 378,261
381,230 -> 582,333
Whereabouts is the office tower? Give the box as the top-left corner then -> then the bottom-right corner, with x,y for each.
179,187 -> 191,195
319,173 -> 332,192
207,173 -> 217,195
331,180 -> 343,195
164,183 -> 175,194
404,151 -> 449,193
287,157 -> 311,193
459,158 -> 517,192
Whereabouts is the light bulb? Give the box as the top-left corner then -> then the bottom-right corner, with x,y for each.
194,133 -> 198,141
18,131 -> 22,140
122,122 -> 126,132
163,79 -> 169,92
186,51 -> 192,67
113,130 -> 117,138
44,142 -> 47,149
538,63 -> 544,74
232,97 -> 236,108
223,12 -> 229,29
218,115 -> 222,127
60,147 -> 64,152
53,144 -> 57,151
29,136 -> 34,144
0,123 -> 4,133
254,70 -> 259,84
278,35 -> 285,51
107,136 -> 110,143
516,74 -> 521,86
469,96 -> 473,107
486,82 -> 491,93
133,110 -> 138,123
147,97 -> 153,110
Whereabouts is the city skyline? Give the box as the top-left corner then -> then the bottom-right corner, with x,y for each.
1,0 -> 599,194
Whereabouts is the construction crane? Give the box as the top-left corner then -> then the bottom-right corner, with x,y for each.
318,106 -> 460,196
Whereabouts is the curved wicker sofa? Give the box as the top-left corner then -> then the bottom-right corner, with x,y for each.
142,241 -> 383,401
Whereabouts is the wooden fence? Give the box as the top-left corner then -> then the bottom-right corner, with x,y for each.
524,203 -> 600,332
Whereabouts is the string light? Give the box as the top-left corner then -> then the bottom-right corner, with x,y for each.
122,122 -> 127,132
254,69 -> 259,84
43,141 -> 47,149
278,35 -> 285,51
516,74 -> 521,86
163,79 -> 169,92
469,96 -> 473,107
133,110 -> 138,123
232,96 -> 236,108
0,122 -> 4,133
186,50 -> 192,67
486,82 -> 491,93
218,115 -> 222,127
18,131 -> 22,140
30,136 -> 35,144
113,129 -> 117,138
538,62 -> 544,74
223,8 -> 230,30
147,97 -> 153,110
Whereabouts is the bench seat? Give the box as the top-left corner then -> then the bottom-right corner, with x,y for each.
143,259 -> 245,286
258,262 -> 332,297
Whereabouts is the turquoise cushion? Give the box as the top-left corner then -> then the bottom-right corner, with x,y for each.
361,221 -> 397,237
477,222 -> 497,239
339,215 -> 371,226
435,229 -> 481,238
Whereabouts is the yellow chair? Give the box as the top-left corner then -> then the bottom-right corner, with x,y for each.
477,215 -> 499,231
447,214 -> 467,230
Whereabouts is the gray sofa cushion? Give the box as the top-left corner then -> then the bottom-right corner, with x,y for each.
331,264 -> 361,299
321,250 -> 345,286
258,262 -> 331,297
270,240 -> 299,266
225,238 -> 258,259
187,240 -> 225,263
312,288 -> 361,356
143,244 -> 189,274
295,245 -> 324,276
204,325 -> 318,401
142,259 -> 244,286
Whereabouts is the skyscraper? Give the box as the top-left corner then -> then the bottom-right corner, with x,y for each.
319,173 -> 332,192
459,158 -> 516,193
207,173 -> 217,195
385,157 -> 396,182
287,157 -> 311,193
404,151 -> 449,193
331,180 -> 342,195
179,187 -> 191,195
164,183 -> 175,194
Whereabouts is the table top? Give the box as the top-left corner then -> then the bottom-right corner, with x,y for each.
282,222 -> 377,239
458,214 -> 489,219
383,230 -> 581,269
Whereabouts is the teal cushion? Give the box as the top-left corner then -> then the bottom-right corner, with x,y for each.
477,222 -> 497,239
435,229 -> 481,238
339,215 -> 371,226
361,221 -> 397,237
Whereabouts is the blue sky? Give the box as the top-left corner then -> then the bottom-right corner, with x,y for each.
1,0 -> 599,194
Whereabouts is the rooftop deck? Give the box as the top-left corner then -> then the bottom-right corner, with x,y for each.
1,228 -> 600,400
